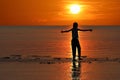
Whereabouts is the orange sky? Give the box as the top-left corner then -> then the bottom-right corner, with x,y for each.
0,0 -> 120,25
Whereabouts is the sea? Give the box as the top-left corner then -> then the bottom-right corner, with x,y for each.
0,25 -> 120,58
0,25 -> 120,80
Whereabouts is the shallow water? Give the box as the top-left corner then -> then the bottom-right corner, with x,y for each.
0,26 -> 120,58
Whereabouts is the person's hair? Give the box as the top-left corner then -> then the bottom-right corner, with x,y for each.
73,22 -> 78,28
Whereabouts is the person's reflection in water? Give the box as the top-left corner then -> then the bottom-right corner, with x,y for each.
71,61 -> 81,80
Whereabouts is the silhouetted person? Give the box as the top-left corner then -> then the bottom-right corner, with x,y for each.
61,22 -> 92,61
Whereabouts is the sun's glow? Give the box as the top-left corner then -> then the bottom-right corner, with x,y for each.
69,4 -> 81,14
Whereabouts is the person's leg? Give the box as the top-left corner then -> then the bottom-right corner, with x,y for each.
76,39 -> 81,60
72,39 -> 76,61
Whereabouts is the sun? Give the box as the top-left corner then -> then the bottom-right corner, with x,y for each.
69,4 -> 81,14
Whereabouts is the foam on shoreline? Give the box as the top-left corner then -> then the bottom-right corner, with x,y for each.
0,55 -> 120,64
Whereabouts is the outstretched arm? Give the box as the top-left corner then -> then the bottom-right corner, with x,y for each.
78,29 -> 92,32
61,29 -> 72,33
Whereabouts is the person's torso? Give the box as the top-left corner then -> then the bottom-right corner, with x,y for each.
72,28 -> 78,39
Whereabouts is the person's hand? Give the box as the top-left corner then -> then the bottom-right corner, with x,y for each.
89,29 -> 93,32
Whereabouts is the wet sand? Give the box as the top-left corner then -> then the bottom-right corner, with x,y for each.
0,55 -> 120,80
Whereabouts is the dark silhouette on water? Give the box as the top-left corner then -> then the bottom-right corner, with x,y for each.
61,22 -> 92,61
72,61 -> 81,80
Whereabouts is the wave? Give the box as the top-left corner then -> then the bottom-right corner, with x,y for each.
0,55 -> 120,64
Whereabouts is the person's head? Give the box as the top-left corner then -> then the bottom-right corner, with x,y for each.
73,22 -> 78,29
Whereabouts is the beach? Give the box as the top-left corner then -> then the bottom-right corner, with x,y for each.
0,56 -> 120,80
0,26 -> 120,80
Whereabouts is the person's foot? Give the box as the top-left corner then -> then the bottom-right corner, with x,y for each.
78,58 -> 83,60
72,59 -> 76,61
